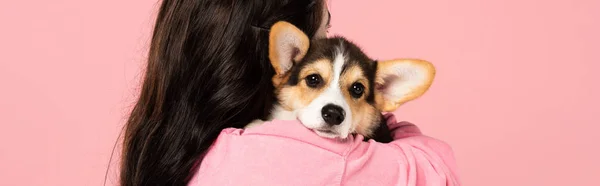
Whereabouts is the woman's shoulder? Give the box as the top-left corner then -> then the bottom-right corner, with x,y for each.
191,120 -> 406,186
216,119 -> 361,156
211,119 -> 426,165
192,116 -> 460,185
213,117 -> 450,158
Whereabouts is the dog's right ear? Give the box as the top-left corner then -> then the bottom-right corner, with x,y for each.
374,59 -> 436,112
269,21 -> 310,85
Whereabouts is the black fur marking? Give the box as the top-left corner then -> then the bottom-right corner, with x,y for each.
286,39 -> 337,86
363,114 -> 393,143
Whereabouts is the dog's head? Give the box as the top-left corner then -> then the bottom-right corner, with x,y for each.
268,21 -> 435,139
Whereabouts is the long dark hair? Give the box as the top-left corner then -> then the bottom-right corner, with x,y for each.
120,0 -> 324,185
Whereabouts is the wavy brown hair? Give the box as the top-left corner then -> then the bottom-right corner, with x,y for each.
119,0 -> 325,185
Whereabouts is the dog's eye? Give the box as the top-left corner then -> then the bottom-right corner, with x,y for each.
350,82 -> 365,98
305,74 -> 322,88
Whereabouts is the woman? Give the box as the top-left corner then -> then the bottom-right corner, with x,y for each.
120,0 -> 459,185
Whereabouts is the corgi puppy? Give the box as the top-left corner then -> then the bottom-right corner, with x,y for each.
246,21 -> 435,141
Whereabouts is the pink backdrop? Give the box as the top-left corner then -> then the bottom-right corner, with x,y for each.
1,0 -> 599,185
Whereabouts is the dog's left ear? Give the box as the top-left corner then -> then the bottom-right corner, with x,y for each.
268,21 -> 310,86
374,59 -> 436,112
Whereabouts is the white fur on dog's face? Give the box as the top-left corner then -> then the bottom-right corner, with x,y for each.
296,50 -> 353,138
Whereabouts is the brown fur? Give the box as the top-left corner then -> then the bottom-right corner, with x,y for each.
276,60 -> 332,111
339,65 -> 379,137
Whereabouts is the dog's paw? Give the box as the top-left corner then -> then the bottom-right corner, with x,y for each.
244,119 -> 265,129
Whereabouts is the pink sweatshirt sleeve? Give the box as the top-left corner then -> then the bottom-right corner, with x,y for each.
385,113 -> 461,186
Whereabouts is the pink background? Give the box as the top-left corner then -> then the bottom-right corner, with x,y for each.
1,0 -> 599,185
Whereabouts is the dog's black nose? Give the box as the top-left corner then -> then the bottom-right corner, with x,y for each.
321,104 -> 345,125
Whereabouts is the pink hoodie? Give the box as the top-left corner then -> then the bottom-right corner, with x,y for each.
188,114 -> 460,186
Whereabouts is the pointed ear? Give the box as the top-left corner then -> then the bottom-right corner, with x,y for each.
269,21 -> 310,76
374,59 -> 436,112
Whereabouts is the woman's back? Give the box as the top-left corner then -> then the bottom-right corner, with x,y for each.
190,114 -> 460,186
